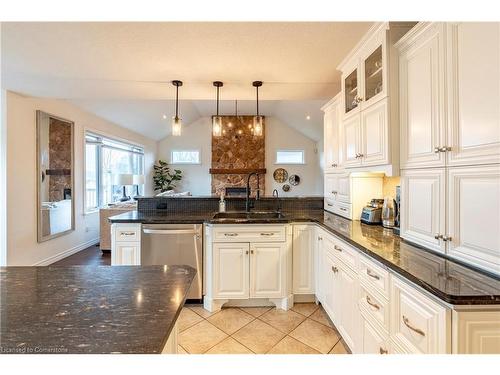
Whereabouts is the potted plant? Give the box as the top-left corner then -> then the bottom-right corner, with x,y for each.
153,160 -> 183,193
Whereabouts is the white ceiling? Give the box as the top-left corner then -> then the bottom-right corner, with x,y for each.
1,22 -> 373,140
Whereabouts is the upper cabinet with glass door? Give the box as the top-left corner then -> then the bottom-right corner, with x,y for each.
363,45 -> 384,105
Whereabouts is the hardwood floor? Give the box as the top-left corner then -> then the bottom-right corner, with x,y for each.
52,244 -> 111,266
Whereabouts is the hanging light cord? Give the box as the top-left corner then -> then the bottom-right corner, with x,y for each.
216,85 -> 219,116
175,84 -> 179,119
256,86 -> 260,116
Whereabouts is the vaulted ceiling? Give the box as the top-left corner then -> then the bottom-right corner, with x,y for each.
1,22 -> 373,140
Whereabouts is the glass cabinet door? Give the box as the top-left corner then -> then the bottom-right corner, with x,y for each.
344,68 -> 359,114
363,46 -> 383,103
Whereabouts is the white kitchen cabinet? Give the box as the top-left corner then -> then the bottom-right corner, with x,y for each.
446,22 -> 500,167
315,229 -> 326,304
322,252 -> 339,324
400,168 -> 446,254
250,242 -> 286,298
361,99 -> 388,166
112,242 -> 141,265
447,166 -> 500,275
323,95 -> 342,172
342,114 -> 362,167
397,22 -> 447,169
292,225 -> 315,295
213,242 -> 250,299
337,262 -> 360,353
362,318 -> 389,354
452,310 -> 500,354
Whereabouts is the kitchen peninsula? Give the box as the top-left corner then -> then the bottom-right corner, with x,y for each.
0,265 -> 196,354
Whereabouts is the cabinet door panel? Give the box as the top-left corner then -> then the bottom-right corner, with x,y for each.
322,253 -> 338,323
336,173 -> 351,203
447,166 -> 500,275
213,242 -> 249,299
324,101 -> 341,172
113,242 -> 140,265
401,169 -> 446,254
338,265 -> 360,353
447,22 -> 500,166
361,99 -> 388,166
399,23 -> 446,168
362,319 -> 389,354
342,115 -> 362,167
324,174 -> 339,199
293,225 -> 315,294
250,242 -> 285,298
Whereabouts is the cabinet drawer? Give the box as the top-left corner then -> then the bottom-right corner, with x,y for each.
115,226 -> 140,242
359,255 -> 389,298
362,318 -> 390,354
213,225 -> 286,242
334,201 -> 352,219
324,198 -> 335,213
390,276 -> 449,354
328,236 -> 358,271
359,283 -> 390,332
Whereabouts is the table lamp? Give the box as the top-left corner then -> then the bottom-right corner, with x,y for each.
113,174 -> 134,202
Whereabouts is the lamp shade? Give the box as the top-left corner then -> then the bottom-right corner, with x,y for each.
113,173 -> 134,186
133,174 -> 145,185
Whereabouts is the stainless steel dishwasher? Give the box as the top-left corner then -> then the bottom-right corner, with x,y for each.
141,224 -> 203,301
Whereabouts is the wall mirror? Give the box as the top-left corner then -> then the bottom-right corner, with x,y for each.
36,110 -> 75,242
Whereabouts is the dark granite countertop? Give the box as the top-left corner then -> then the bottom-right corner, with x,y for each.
108,209 -> 500,306
0,265 -> 196,354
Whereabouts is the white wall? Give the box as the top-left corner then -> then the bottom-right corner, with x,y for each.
157,116 -> 323,197
157,117 -> 212,196
5,91 -> 157,265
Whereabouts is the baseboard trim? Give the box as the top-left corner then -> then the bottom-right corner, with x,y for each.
33,238 -> 99,266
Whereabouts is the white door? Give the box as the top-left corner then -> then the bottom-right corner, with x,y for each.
324,101 -> 341,172
338,264 -> 360,353
315,231 -> 325,303
250,242 -> 285,298
447,166 -> 500,275
293,225 -> 315,294
322,253 -> 338,323
361,99 -> 389,166
401,168 -> 446,254
213,242 -> 249,299
113,242 -> 140,265
342,114 -> 362,167
446,22 -> 500,166
399,23 -> 446,169
336,173 -> 351,203
362,318 -> 389,354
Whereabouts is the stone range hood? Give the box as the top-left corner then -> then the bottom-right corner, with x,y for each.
211,115 -> 265,196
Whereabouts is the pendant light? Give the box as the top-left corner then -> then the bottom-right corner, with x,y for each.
252,81 -> 263,136
212,81 -> 223,137
171,80 -> 183,136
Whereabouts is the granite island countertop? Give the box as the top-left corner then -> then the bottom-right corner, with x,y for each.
0,265 -> 196,354
108,209 -> 500,306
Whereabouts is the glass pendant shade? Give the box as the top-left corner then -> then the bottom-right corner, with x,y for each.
172,116 -> 182,136
212,115 -> 223,137
253,115 -> 263,136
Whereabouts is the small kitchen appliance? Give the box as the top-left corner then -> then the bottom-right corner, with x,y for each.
360,198 -> 384,225
382,197 -> 397,228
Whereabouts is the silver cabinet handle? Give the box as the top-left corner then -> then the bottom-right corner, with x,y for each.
339,207 -> 347,212
120,231 -> 136,236
245,250 -> 249,255
143,229 -> 197,235
318,236 -> 323,241
379,347 -> 388,354
366,295 -> 380,310
331,266 -> 338,273
402,315 -> 425,337
250,250 -> 254,254
334,245 -> 343,252
327,203 -> 333,207
366,269 -> 380,280
440,146 -> 452,152
442,236 -> 452,242
224,233 -> 238,237
331,163 -> 338,167
260,232 -> 274,236
434,146 -> 441,153
434,234 -> 442,240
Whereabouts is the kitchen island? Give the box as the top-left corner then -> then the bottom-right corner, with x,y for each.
0,265 -> 196,354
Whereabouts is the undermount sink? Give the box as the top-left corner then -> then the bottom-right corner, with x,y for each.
212,211 -> 286,220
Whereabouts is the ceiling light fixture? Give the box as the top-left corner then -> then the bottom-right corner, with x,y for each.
162,114 -> 167,119
306,115 -> 311,120
252,81 -> 263,137
212,81 -> 223,137
171,80 -> 183,136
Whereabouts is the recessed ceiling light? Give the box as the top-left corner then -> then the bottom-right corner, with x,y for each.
162,114 -> 167,119
306,115 -> 311,120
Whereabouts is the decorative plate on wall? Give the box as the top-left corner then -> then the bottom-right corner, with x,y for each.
289,174 -> 300,186
282,184 -> 290,192
273,168 -> 288,183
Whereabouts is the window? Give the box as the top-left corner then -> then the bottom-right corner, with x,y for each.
85,132 -> 144,212
275,150 -> 305,164
171,150 -> 201,164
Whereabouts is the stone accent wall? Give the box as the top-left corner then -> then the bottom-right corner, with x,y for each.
48,118 -> 72,201
211,116 -> 265,196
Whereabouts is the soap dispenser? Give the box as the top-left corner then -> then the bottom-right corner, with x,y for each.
219,193 -> 226,213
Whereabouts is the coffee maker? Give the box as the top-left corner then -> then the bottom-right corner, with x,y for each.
393,186 -> 401,235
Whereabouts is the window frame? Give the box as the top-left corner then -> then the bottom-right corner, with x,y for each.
275,149 -> 306,165
170,149 -> 201,165
84,130 -> 145,214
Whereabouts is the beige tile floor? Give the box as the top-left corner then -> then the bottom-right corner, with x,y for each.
177,302 -> 351,354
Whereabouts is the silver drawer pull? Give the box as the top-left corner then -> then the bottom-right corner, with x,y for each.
120,231 -> 136,236
260,232 -> 275,236
366,269 -> 380,280
334,245 -> 343,252
224,233 -> 238,237
379,347 -> 388,354
327,203 -> 333,207
402,315 -> 425,337
366,295 -> 380,310
331,266 -> 338,273
245,250 -> 249,254
339,207 -> 347,211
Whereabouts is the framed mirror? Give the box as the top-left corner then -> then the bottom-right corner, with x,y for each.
36,111 -> 75,242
